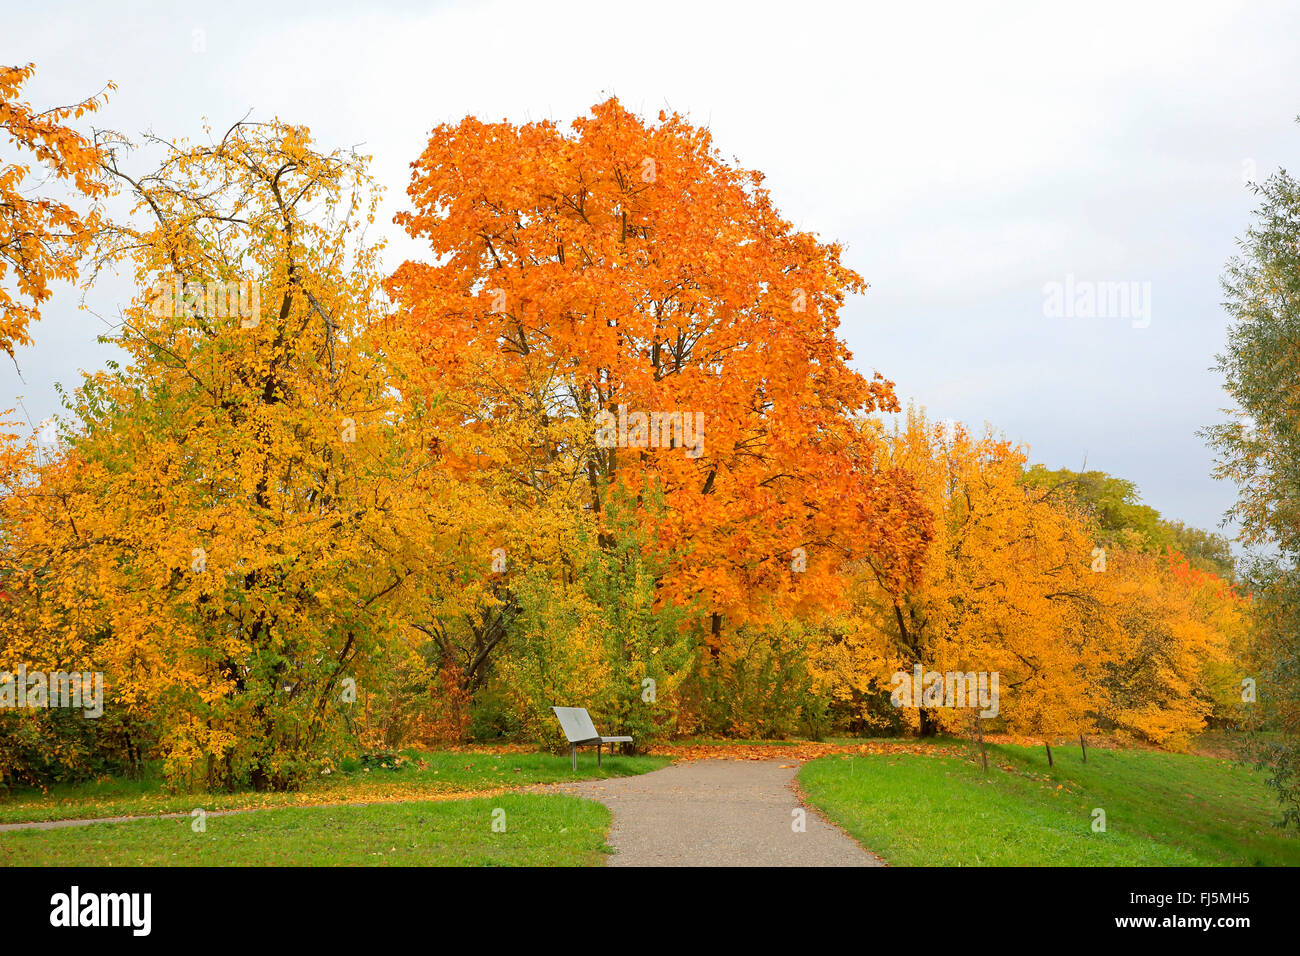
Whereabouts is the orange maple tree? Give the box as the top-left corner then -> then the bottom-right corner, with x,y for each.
386,98 -> 928,653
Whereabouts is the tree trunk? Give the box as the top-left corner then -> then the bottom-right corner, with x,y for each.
969,710 -> 988,773
918,708 -> 941,737
1079,733 -> 1088,763
1044,742 -> 1053,767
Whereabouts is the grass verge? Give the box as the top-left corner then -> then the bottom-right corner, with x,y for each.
798,741 -> 1300,866
0,793 -> 611,866
0,750 -> 668,825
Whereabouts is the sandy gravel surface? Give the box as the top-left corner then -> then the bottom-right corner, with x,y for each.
540,758 -> 884,867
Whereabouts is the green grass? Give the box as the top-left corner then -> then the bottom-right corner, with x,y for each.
0,749 -> 669,825
0,793 -> 610,866
798,742 -> 1300,866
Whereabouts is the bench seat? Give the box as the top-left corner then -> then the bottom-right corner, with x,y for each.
551,707 -> 635,768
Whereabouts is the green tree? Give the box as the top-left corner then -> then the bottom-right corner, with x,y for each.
1202,142 -> 1300,827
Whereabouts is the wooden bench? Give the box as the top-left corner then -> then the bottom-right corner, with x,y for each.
551,706 -> 633,769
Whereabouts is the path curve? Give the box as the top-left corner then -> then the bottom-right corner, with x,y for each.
542,758 -> 883,867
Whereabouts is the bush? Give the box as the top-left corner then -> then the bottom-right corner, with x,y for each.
679,625 -> 829,739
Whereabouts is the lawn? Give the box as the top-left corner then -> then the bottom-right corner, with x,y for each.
798,741 -> 1300,866
0,793 -> 610,866
0,749 -> 669,825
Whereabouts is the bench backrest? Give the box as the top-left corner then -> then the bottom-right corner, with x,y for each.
552,706 -> 599,743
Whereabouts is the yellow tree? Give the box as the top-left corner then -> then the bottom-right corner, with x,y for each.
851,408 -> 1108,754
1094,543 -> 1240,746
1,120 -> 467,790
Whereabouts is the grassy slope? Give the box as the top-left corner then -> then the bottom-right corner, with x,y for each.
798,742 -> 1300,866
0,793 -> 609,867
0,750 -> 668,825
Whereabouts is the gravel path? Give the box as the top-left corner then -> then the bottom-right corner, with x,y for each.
542,758 -> 883,867
0,809 -> 238,832
0,790 -> 510,833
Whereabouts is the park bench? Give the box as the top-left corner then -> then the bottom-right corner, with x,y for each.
551,706 -> 633,770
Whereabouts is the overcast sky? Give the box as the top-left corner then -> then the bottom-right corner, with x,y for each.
5,0 -> 1298,537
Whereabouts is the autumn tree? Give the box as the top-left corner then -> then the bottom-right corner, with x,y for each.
1018,466 -> 1246,746
0,63 -> 112,362
1,120 -> 468,790
386,98 -> 925,670
1090,544 -> 1242,746
850,409 -> 1107,752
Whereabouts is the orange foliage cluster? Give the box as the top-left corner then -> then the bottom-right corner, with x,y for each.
0,64 -> 112,360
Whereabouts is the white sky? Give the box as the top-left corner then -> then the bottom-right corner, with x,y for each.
5,0 -> 1298,537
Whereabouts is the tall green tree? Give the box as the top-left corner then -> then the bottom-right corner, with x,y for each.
1203,141 -> 1300,827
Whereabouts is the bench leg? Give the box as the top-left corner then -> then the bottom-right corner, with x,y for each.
597,742 -> 602,768
571,745 -> 577,771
